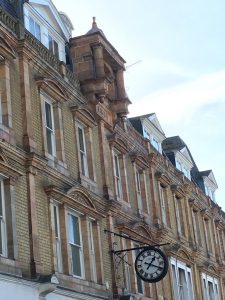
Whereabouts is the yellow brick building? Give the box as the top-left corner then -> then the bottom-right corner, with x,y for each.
0,1 -> 224,299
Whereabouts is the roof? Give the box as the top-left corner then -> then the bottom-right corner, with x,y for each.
129,113 -> 155,121
199,170 -> 212,177
162,136 -> 186,151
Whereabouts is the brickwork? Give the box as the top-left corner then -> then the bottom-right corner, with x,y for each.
1,2 -> 225,300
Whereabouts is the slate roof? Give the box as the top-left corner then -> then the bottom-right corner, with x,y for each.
0,0 -> 24,19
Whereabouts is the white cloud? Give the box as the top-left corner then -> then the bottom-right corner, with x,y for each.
129,69 -> 225,125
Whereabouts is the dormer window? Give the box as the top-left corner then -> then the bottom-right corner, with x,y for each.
28,16 -> 41,41
48,35 -> 59,59
175,159 -> 191,180
24,3 -> 68,62
152,137 -> 160,152
143,129 -> 150,140
205,186 -> 216,202
143,128 -> 162,153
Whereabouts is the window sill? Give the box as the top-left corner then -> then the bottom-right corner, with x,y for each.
0,256 -> 22,277
80,174 -> 98,194
0,124 -> 15,145
55,272 -> 108,298
45,152 -> 68,175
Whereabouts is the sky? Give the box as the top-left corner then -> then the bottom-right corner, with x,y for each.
53,0 -> 225,209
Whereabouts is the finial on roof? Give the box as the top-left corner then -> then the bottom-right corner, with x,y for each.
86,16 -> 105,37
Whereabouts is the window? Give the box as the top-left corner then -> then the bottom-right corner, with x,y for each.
44,99 -> 56,157
77,125 -> 89,177
201,273 -> 220,300
48,35 -> 59,59
123,239 -> 131,293
171,258 -> 194,300
176,160 -> 190,179
205,186 -> 216,202
192,210 -> 202,246
51,204 -> 62,272
135,170 -> 142,210
152,137 -> 160,152
88,219 -> 97,282
175,196 -> 185,236
143,129 -> 150,140
159,184 -> 167,225
133,243 -> 144,294
0,179 -> 7,256
113,152 -> 122,199
68,213 -> 84,278
28,16 -> 41,41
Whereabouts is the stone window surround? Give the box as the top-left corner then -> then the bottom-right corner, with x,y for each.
170,257 -> 195,300
46,186 -> 105,285
40,90 -> 66,169
0,151 -> 23,276
201,272 -> 220,300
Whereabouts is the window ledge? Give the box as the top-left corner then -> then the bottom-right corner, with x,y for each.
55,273 -> 108,298
0,256 -> 22,277
0,124 -> 15,145
45,154 -> 69,175
80,174 -> 98,194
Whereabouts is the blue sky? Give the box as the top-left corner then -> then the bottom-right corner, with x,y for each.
54,0 -> 225,209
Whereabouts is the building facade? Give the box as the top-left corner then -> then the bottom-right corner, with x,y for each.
0,1 -> 225,299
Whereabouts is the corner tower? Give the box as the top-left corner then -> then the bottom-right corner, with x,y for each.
69,17 -> 131,124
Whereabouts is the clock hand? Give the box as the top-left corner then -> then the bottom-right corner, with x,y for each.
144,257 -> 156,270
150,264 -> 164,270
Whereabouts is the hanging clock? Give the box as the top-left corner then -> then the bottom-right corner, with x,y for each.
135,246 -> 168,283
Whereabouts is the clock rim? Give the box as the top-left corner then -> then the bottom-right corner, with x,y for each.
134,246 -> 168,283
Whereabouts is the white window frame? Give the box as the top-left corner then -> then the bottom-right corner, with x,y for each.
171,258 -> 195,300
159,184 -> 167,225
0,178 -> 7,257
201,273 -> 220,300
23,4 -> 67,62
122,238 -> 131,293
135,169 -> 143,210
113,151 -> 122,199
152,136 -> 160,152
28,15 -> 41,41
47,34 -> 59,59
143,129 -> 150,140
77,124 -> 89,178
133,243 -> 145,295
51,203 -> 63,273
0,90 -> 3,125
67,212 -> 85,278
43,97 -> 56,157
88,219 -> 97,282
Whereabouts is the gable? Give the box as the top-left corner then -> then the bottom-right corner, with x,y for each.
27,0 -> 72,40
148,113 -> 165,134
208,171 -> 217,185
180,146 -> 192,163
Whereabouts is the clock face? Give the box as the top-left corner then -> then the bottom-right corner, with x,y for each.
135,247 -> 168,283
